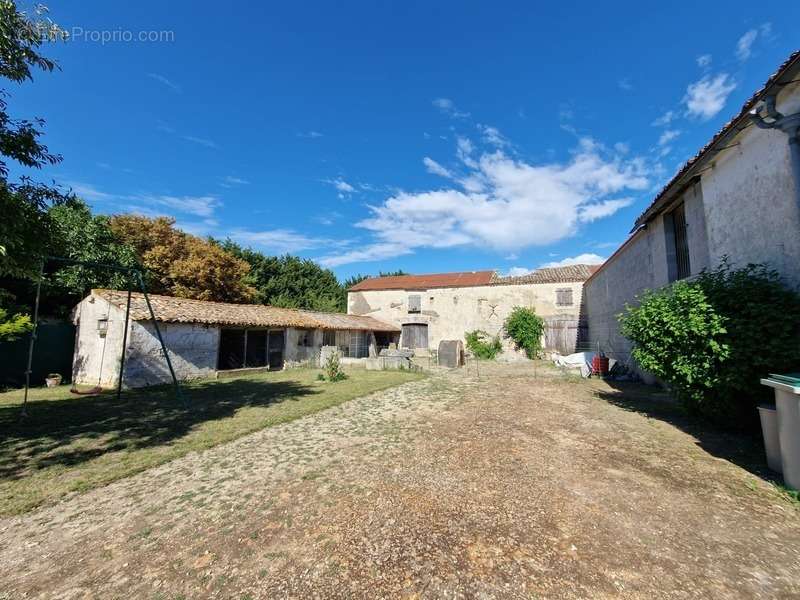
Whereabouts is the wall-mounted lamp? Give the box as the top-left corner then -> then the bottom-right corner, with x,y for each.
97,318 -> 109,337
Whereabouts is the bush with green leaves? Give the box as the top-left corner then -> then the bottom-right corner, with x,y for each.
323,350 -> 347,382
464,330 -> 503,360
0,307 -> 33,341
620,261 -> 800,429
503,306 -> 545,358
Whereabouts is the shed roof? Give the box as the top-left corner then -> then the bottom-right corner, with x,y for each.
90,289 -> 399,332
492,264 -> 601,285
349,264 -> 600,291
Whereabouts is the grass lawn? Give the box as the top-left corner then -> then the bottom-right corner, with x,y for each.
0,367 -> 424,516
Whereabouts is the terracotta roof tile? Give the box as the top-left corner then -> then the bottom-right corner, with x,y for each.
90,289 -> 399,332
492,264 -> 600,285
349,270 -> 495,291
349,265 -> 599,291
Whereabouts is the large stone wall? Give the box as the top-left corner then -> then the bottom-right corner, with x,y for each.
701,81 -> 800,290
123,320 -> 220,388
584,79 -> 800,380
348,281 -> 586,353
72,295 -> 128,387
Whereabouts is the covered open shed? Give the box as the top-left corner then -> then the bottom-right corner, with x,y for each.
72,289 -> 400,389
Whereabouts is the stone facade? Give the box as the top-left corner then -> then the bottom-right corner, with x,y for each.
584,60 -> 800,377
72,294 -> 396,389
347,280 -> 587,355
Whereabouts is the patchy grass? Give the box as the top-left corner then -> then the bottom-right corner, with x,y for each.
0,367 -> 423,515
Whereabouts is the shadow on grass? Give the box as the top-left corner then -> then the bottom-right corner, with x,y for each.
595,380 -> 776,482
0,377 -> 318,481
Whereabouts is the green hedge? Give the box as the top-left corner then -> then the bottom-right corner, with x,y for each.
619,261 -> 800,429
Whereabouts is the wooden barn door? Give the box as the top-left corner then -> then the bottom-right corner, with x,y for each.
401,324 -> 428,349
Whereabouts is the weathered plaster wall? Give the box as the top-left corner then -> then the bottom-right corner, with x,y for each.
72,295 -> 127,387
585,80 -> 800,380
284,328 -> 321,366
583,231 -> 658,379
701,81 -> 800,290
348,281 -> 586,353
122,321 -> 220,388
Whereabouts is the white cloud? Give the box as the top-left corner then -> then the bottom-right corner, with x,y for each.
220,175 -> 249,187
146,72 -> 181,93
651,110 -> 676,127
68,182 -> 113,202
658,129 -> 681,146
697,54 -> 712,68
317,242 -> 413,268
297,131 -> 324,138
323,177 -> 356,196
231,229 -> 332,253
684,74 -> 736,120
432,97 -> 470,119
423,157 -> 453,178
618,78 -> 633,91
317,137 -> 649,267
735,23 -> 771,61
67,181 -> 220,218
139,194 -> 220,217
182,135 -> 218,149
540,253 -> 606,268
578,198 -> 634,222
736,29 -> 758,61
478,124 -> 508,147
505,266 -> 534,277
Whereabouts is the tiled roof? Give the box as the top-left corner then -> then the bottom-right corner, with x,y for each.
493,264 -> 601,285
91,289 -> 399,332
349,264 -> 600,291
634,50 -> 800,227
349,270 -> 496,291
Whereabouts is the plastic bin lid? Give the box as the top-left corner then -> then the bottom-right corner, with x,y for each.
768,373 -> 800,386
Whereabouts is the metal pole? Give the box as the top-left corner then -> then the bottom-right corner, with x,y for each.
21,261 -> 45,418
116,289 -> 132,400
135,272 -> 181,401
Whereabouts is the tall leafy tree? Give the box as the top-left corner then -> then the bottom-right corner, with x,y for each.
0,1 -> 69,279
0,1 -> 68,332
110,215 -> 255,302
221,241 -> 344,311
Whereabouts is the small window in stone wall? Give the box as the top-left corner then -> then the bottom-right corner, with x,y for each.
556,288 -> 573,307
408,294 -> 421,313
297,328 -> 314,347
323,330 -> 336,346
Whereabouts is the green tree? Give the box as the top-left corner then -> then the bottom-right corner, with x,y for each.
464,330 -> 503,359
504,306 -> 545,358
0,305 -> 31,341
41,199 -> 140,314
0,1 -> 69,280
222,241 -> 343,311
111,216 -> 255,303
619,261 -> 800,429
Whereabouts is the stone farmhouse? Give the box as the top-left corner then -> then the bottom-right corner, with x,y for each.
585,50 -> 800,374
72,289 -> 399,388
347,264 -> 599,355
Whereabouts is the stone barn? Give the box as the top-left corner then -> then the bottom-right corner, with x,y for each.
72,289 -> 399,389
347,265 -> 599,355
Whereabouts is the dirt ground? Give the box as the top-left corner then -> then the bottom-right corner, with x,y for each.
1,361 -> 799,599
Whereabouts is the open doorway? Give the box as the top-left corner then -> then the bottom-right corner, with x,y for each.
217,328 -> 285,370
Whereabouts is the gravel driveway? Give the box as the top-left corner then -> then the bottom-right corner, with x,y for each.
1,362 -> 798,599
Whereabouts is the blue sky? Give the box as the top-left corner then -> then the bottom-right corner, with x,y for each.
11,1 -> 799,279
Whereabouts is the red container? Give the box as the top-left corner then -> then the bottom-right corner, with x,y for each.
592,355 -> 609,376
